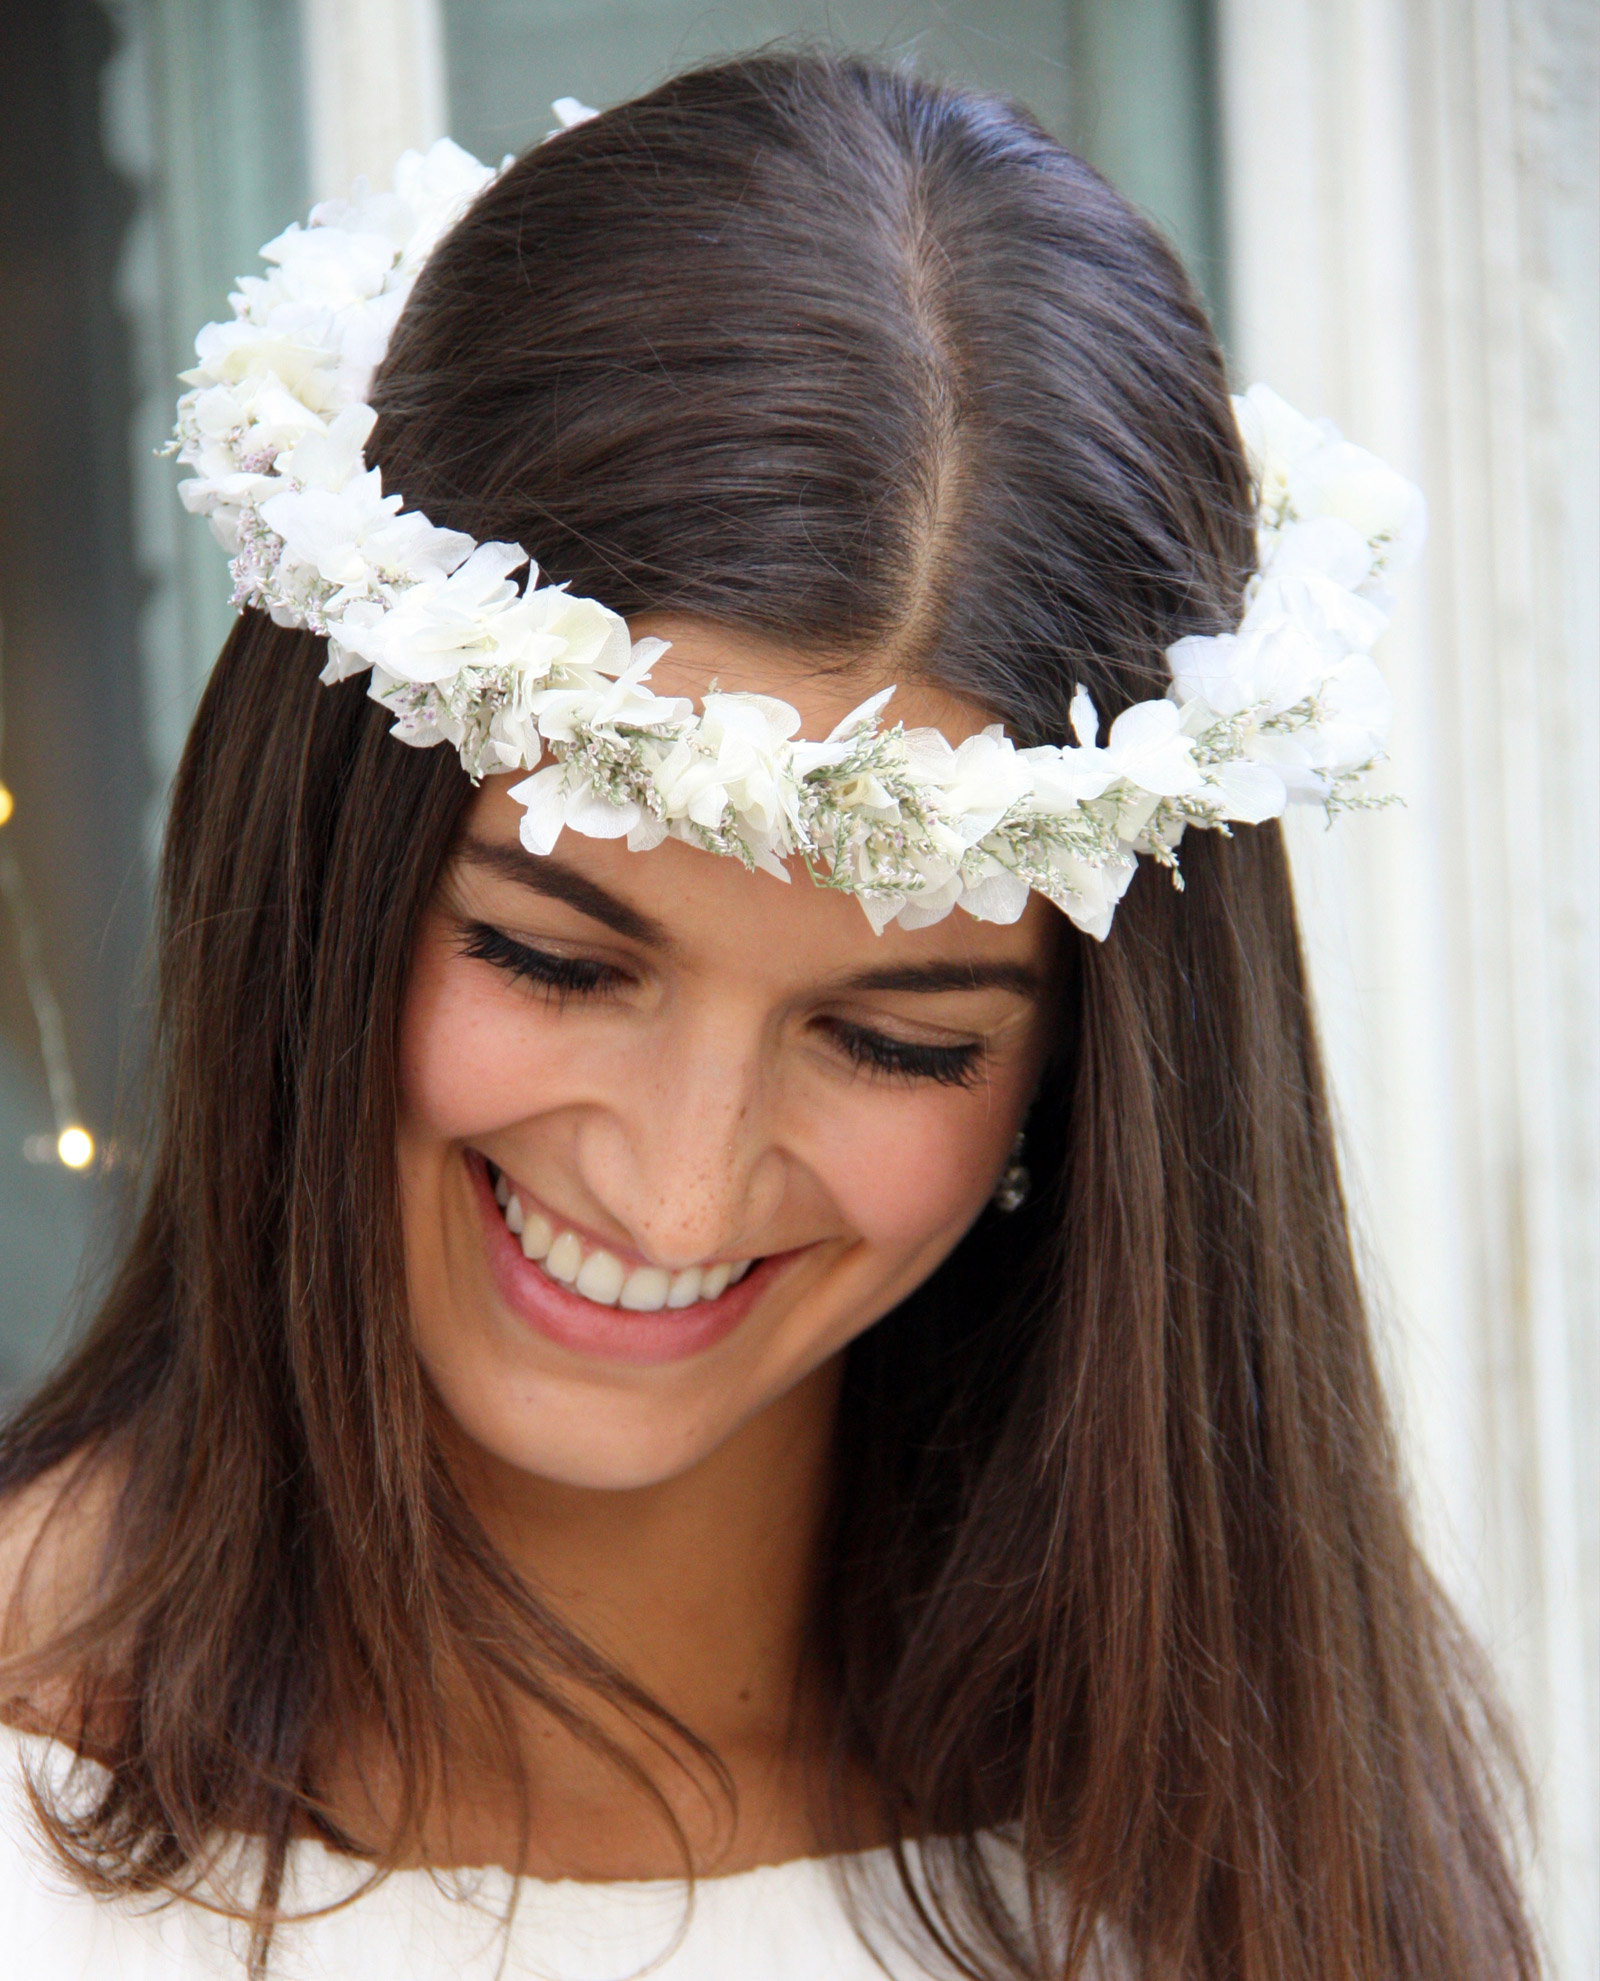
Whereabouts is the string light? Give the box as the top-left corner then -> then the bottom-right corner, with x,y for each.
0,782 -> 13,827
57,1126 -> 95,1169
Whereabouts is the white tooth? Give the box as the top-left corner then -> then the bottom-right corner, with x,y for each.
665,1266 -> 703,1308
505,1195 -> 525,1236
520,1211 -> 553,1261
493,1172 -> 510,1208
700,1262 -> 731,1300
727,1259 -> 752,1283
575,1249 -> 625,1306
619,1265 -> 671,1311
543,1231 -> 583,1284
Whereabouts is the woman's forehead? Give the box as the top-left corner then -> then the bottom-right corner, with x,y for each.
457,771 -> 1060,990
449,609 -> 1059,987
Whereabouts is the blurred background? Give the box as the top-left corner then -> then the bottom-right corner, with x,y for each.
0,0 -> 1593,1970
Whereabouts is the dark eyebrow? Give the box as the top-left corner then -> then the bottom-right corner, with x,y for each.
837,959 -> 1045,1000
455,839 -> 1038,992
454,838 -> 671,948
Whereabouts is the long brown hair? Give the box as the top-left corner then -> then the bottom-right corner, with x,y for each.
1,53 -> 1535,1979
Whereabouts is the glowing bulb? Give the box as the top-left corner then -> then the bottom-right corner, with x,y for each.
0,783 -> 13,826
57,1126 -> 94,1169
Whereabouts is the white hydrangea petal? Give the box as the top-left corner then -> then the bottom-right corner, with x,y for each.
1288,438 -> 1427,574
1320,653 -> 1392,739
280,402 -> 377,489
1208,760 -> 1288,823
390,138 -> 500,267
700,692 -> 804,749
551,98 -> 600,130
861,892 -> 911,936
823,686 -> 897,743
626,815 -> 670,853
1261,513 -> 1374,591
688,781 -> 731,830
1014,743 -> 1116,809
509,764 -> 577,855
563,784 -> 641,839
1045,846 -> 1139,942
1102,699 -> 1201,796
957,870 -> 1031,925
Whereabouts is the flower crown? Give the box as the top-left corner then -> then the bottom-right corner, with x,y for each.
172,123 -> 1425,939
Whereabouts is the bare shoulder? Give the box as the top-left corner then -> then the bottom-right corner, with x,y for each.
0,1447 -> 122,1688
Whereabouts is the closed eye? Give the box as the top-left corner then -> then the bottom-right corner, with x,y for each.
460,923 -> 629,1002
822,1019 -> 983,1088
462,924 -> 985,1086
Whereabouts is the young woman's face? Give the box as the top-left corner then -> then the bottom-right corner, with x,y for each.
398,622 -> 1061,1490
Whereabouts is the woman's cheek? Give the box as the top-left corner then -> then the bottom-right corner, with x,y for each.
805,1090 -> 1011,1253
398,937 -> 567,1143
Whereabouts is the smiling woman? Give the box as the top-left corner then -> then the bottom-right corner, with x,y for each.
404,646 -> 1056,1480
0,52 -> 1536,1981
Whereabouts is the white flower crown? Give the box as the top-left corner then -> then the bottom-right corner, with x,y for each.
172,123 -> 1426,939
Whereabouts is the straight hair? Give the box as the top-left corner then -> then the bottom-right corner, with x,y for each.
1,53 -> 1535,1981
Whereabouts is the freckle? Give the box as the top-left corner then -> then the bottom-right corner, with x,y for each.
737,1687 -> 751,1703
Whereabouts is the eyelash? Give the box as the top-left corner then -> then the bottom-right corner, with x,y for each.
823,1023 -> 983,1089
463,923 -> 984,1088
460,923 -> 627,1003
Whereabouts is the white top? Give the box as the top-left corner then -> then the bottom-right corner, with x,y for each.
1,1725 -> 1105,1980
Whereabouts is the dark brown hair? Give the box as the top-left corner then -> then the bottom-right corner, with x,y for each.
1,53 -> 1535,1980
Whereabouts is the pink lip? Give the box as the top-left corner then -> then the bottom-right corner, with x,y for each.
469,1154 -> 790,1366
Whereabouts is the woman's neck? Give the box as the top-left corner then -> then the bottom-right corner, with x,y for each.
391,1354 -> 857,1878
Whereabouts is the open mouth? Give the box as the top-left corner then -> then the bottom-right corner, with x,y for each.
471,1152 -> 784,1365
484,1159 -> 757,1312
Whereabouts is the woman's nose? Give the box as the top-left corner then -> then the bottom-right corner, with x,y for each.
582,1030 -> 784,1268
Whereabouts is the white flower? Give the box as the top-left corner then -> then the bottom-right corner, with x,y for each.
1203,760 -> 1289,823
528,642 -> 691,745
1287,438 -> 1426,580
1234,382 -> 1427,591
1171,542 -> 1388,723
186,373 -> 327,465
328,540 -> 530,682
253,219 -> 396,316
653,693 -> 804,840
1235,383 -> 1425,568
1057,689 -> 1201,800
1284,653 -> 1392,793
789,687 -> 899,784
1171,622 -> 1305,721
953,866 -> 1032,927
186,319 -> 340,412
1260,513 -> 1377,594
259,472 -> 467,598
257,407 -> 474,600
511,587 -> 636,682
900,725 -> 1034,843
1233,384 -> 1339,522
551,98 -> 599,130
390,139 -> 501,269
891,867 -> 964,931
1038,844 -> 1139,942
274,401 -> 375,491
510,762 -> 644,853
327,288 -> 411,404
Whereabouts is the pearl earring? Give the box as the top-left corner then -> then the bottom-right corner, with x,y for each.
993,1131 -> 1031,1213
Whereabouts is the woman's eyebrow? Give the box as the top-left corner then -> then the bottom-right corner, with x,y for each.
455,838 -> 670,947
838,959 -> 1044,998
